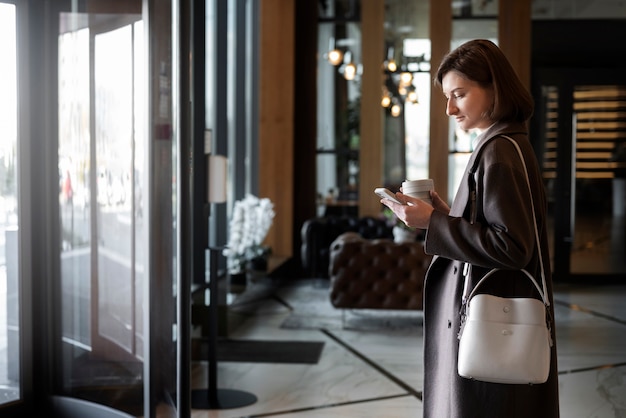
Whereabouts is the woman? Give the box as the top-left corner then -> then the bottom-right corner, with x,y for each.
381,39 -> 560,417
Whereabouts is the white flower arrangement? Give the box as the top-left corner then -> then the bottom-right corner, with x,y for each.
223,194 -> 275,273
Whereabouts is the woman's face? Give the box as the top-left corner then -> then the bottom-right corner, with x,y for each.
441,70 -> 495,131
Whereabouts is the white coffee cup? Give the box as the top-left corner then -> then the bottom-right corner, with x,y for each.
402,179 -> 434,205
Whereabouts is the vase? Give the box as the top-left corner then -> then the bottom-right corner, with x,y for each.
228,271 -> 247,293
393,225 -> 418,243
248,255 -> 268,272
246,256 -> 268,283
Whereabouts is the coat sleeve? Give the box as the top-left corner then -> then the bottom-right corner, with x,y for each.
424,140 -> 537,270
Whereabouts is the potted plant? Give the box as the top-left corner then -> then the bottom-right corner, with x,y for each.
223,194 -> 275,281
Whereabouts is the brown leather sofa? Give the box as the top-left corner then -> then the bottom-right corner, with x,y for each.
328,232 -> 432,310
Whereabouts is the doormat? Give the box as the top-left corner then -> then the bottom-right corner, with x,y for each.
193,338 -> 325,364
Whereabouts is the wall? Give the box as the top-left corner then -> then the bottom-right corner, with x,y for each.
259,0 -> 295,263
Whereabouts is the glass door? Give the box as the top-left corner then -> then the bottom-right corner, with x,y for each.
55,3 -> 178,416
534,68 -> 626,281
0,1 -> 19,406
19,1 -> 181,416
58,9 -> 146,393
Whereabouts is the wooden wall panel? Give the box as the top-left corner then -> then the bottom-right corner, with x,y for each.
429,0 -> 452,204
499,0 -> 531,89
259,0 -> 295,259
359,0 -> 385,217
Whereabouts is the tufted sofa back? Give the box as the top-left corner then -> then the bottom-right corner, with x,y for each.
328,232 -> 432,310
300,216 -> 392,278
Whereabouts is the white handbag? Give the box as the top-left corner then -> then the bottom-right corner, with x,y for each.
457,136 -> 554,385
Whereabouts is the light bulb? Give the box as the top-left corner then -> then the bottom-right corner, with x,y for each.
327,49 -> 343,66
386,59 -> 397,72
381,95 -> 391,107
344,63 -> 357,80
391,103 -> 401,117
400,71 -> 413,86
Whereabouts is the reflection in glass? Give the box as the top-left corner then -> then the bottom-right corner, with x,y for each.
383,2 -> 430,188
58,13 -> 147,413
0,2 -> 19,405
571,85 -> 626,274
539,83 -> 626,277
94,22 -> 137,359
317,1 -> 361,213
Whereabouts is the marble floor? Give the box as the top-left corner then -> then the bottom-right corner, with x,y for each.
189,278 -> 626,418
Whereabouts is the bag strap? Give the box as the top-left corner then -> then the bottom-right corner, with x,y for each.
461,135 -> 549,307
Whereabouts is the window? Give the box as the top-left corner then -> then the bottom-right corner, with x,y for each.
0,2 -> 19,405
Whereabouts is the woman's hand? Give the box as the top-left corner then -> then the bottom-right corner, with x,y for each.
380,192 -> 436,230
429,190 -> 450,214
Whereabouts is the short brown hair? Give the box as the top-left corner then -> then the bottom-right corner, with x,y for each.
434,39 -> 533,123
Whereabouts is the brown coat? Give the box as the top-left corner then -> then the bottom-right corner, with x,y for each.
422,123 -> 560,417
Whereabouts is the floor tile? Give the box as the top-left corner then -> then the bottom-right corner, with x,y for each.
558,364 -> 626,418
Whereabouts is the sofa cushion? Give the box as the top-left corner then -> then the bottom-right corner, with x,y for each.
328,232 -> 431,310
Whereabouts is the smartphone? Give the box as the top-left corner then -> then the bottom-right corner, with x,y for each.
374,187 -> 403,204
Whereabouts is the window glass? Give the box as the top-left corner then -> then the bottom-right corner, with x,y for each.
57,12 -> 152,413
383,1 -> 431,188
448,14 -> 497,202
317,0 -> 361,216
0,2 -> 19,405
